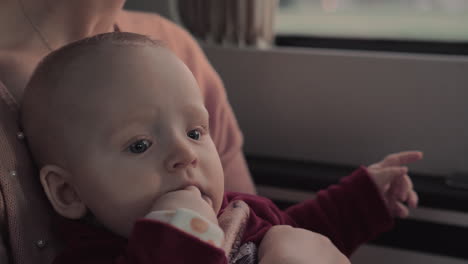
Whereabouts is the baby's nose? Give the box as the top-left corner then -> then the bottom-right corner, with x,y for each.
164,140 -> 198,172
167,156 -> 198,171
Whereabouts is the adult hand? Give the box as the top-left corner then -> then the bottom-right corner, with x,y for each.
258,225 -> 350,264
367,151 -> 423,218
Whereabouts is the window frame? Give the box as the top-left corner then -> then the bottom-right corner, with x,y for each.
276,35 -> 468,55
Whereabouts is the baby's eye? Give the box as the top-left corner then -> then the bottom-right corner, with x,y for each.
128,139 -> 152,154
187,129 -> 201,140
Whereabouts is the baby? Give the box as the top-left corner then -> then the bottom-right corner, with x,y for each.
20,32 -> 422,264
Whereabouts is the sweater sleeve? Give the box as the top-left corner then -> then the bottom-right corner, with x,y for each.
283,167 -> 394,256
52,219 -> 228,264
116,219 -> 227,264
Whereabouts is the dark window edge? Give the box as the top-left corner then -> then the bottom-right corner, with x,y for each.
275,35 -> 468,56
246,155 -> 468,213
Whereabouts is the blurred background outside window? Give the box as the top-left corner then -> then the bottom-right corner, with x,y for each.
276,0 -> 468,42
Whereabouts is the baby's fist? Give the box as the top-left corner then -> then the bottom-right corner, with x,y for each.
150,186 -> 218,225
367,151 -> 423,218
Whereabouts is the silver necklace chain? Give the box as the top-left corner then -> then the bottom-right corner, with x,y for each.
17,0 -> 53,51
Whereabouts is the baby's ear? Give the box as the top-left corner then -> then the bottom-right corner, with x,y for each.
40,165 -> 87,219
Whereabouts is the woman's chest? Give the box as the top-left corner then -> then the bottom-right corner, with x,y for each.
0,51 -> 44,102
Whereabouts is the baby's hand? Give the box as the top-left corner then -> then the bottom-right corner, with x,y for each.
149,186 -> 218,225
367,151 -> 423,218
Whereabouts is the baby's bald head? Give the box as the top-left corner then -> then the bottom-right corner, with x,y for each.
20,32 -> 220,231
21,32 -> 164,168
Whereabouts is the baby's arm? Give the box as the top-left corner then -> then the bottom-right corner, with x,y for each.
119,218 -> 226,264
258,226 -> 350,264
283,151 -> 422,256
119,188 -> 227,264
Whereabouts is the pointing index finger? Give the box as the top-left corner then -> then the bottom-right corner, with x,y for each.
381,151 -> 423,167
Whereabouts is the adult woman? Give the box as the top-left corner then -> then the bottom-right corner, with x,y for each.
0,1 -> 257,263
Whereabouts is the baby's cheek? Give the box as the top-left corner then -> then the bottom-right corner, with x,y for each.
208,157 -> 225,213
96,193 -> 155,238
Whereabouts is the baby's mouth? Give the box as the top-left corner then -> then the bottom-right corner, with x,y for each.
201,194 -> 212,206
184,185 -> 212,207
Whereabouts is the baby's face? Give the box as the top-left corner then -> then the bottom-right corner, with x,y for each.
60,45 -> 224,237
